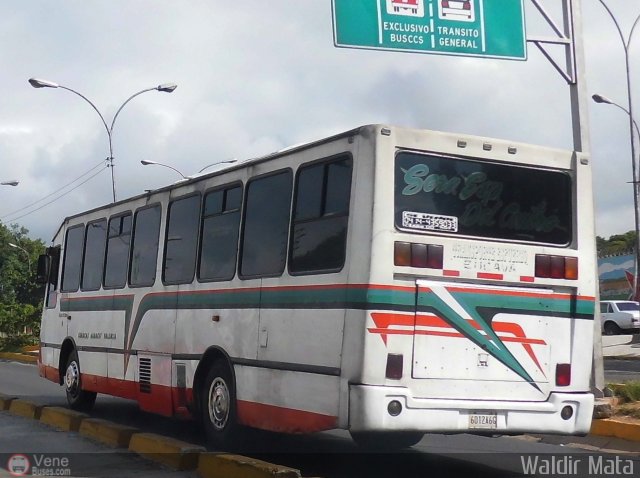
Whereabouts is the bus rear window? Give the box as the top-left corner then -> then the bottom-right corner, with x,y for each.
394,152 -> 572,245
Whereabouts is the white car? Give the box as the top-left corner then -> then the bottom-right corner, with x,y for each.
600,300 -> 640,335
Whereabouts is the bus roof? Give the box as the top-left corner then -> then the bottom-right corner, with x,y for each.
49,123 -> 577,242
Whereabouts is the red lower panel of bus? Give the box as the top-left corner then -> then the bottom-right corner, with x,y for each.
236,400 -> 338,433
39,364 -> 337,433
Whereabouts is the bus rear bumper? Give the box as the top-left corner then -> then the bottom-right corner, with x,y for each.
349,385 -> 594,435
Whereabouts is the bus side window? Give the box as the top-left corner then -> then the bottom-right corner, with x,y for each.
289,156 -> 352,274
240,170 -> 293,278
81,219 -> 107,291
199,184 -> 242,281
129,205 -> 162,287
104,213 -> 132,288
61,225 -> 85,293
163,194 -> 201,284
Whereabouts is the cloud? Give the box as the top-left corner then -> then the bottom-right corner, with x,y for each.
0,0 -> 637,241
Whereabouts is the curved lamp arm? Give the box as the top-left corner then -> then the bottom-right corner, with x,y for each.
140,160 -> 187,179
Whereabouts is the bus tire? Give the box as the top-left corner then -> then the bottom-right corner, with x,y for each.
201,361 -> 240,449
350,431 -> 424,450
64,350 -> 97,412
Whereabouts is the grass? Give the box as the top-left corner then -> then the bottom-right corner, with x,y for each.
616,403 -> 640,420
608,381 -> 640,420
0,335 -> 38,353
609,381 -> 640,403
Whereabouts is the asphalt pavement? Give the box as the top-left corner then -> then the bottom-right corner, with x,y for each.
1,359 -> 639,478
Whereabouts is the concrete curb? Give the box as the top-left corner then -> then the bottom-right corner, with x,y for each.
197,453 -> 301,478
8,399 -> 45,419
606,355 -> 640,361
591,418 -> 640,442
1,391 -> 306,477
0,393 -> 16,411
79,418 -> 139,448
39,406 -> 89,432
128,432 -> 206,471
0,352 -> 37,364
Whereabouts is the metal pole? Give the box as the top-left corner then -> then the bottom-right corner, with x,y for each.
55,86 -> 116,202
567,0 -> 606,395
566,0 -> 590,152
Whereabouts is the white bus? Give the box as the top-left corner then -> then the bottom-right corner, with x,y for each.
37,124 -> 596,449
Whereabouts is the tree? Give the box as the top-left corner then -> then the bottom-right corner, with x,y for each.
597,230 -> 637,257
0,223 -> 46,337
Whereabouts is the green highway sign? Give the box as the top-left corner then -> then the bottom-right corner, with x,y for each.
332,0 -> 526,60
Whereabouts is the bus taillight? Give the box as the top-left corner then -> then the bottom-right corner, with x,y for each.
386,354 -> 404,380
534,254 -> 578,280
555,363 -> 571,386
394,242 -> 444,269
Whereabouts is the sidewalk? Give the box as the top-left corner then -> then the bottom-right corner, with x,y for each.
0,411 -> 197,478
602,334 -> 640,359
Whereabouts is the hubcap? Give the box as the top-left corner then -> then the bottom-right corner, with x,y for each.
65,360 -> 80,396
208,377 -> 230,430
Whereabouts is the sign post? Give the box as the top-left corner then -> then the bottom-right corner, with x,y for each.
332,0 -> 527,60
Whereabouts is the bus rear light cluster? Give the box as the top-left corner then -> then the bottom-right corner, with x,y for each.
535,254 -> 578,280
394,242 -> 444,269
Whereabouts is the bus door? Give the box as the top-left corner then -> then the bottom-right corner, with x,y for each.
39,246 -> 65,377
412,279 -> 553,402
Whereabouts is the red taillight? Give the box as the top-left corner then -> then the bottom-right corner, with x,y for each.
386,354 -> 403,380
394,242 -> 443,269
411,243 -> 428,268
556,363 -> 571,386
427,244 -> 444,269
535,254 -> 578,280
442,1 -> 449,7
463,1 -> 471,9
394,242 -> 411,266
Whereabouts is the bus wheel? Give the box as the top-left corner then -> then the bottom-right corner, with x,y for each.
64,350 -> 97,412
350,431 -> 424,450
201,361 -> 239,449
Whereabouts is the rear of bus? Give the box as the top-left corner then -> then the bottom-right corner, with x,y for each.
350,125 -> 596,437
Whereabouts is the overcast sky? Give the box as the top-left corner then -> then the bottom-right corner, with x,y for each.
0,0 -> 638,242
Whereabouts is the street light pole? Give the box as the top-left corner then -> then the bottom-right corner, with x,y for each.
593,95 -> 640,296
595,1 -> 640,300
9,243 -> 31,274
28,78 -> 177,203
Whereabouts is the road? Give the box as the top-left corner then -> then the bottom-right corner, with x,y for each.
604,358 -> 640,383
1,360 -> 638,478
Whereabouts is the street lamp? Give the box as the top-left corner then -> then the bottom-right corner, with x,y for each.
140,160 -> 188,180
141,159 -> 238,180
9,242 -> 31,274
197,159 -> 238,173
594,2 -> 640,300
28,78 -> 177,203
1,181 -> 19,186
592,94 -> 640,140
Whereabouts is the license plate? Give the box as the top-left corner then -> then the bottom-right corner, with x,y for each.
469,412 -> 497,429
